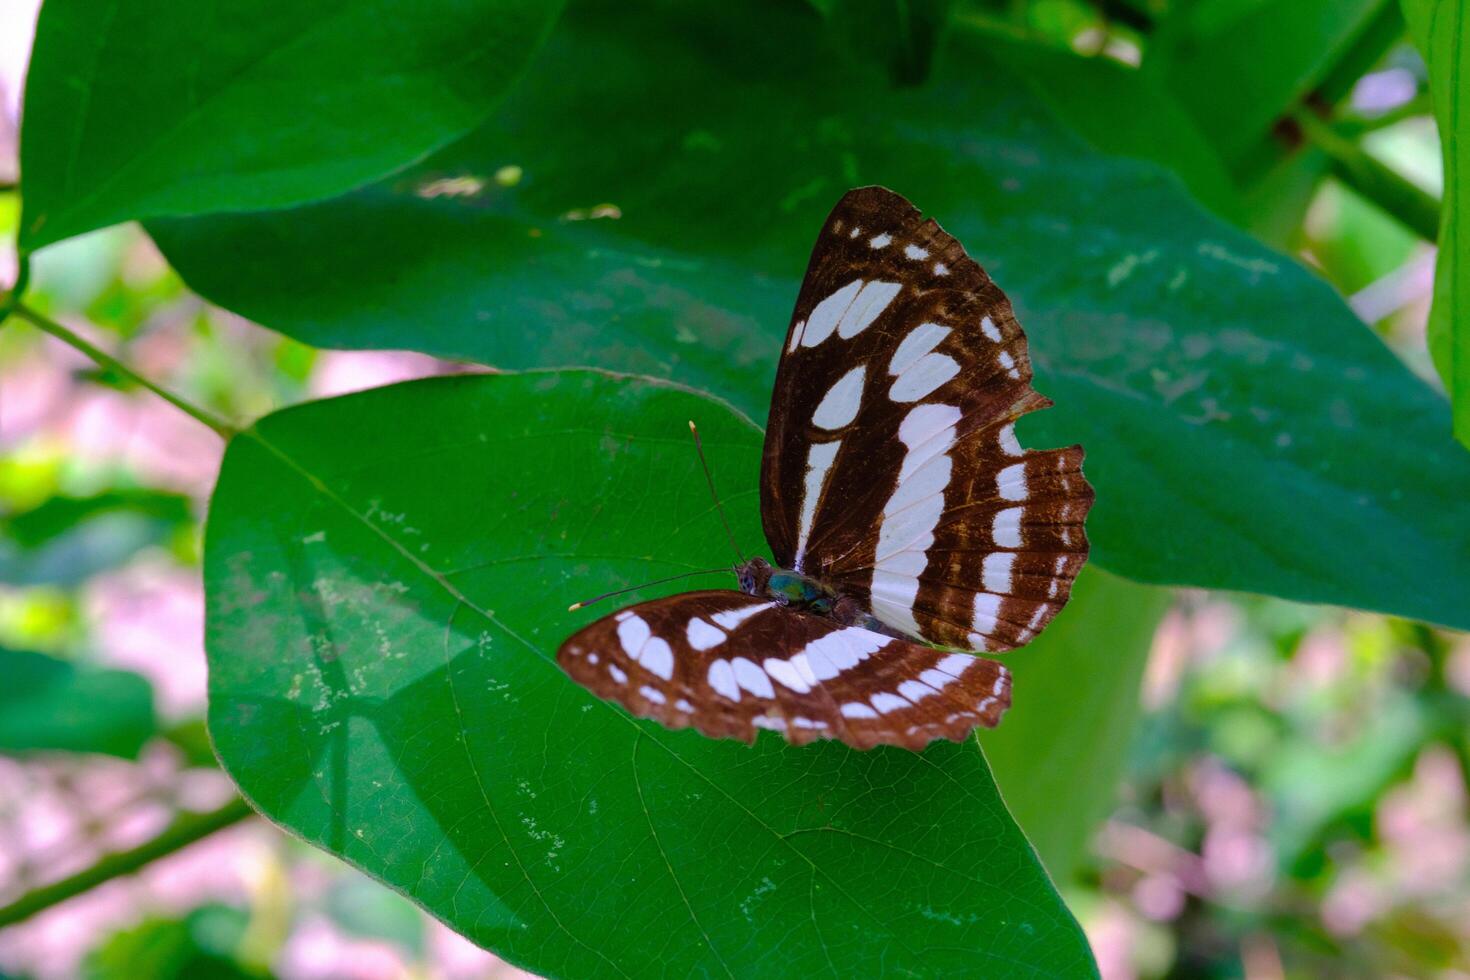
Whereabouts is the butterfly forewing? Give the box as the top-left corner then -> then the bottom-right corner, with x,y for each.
761,187 -> 1094,652
557,591 -> 1010,750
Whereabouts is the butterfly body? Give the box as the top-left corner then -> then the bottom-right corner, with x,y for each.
738,556 -> 904,637
558,187 -> 1094,751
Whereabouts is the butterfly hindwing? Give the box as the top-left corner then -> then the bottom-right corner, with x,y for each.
557,590 -> 1010,750
760,187 -> 1094,652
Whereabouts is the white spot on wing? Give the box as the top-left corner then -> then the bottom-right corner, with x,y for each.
871,692 -> 910,714
981,316 -> 1002,342
708,660 -> 740,701
764,657 -> 811,693
996,463 -> 1028,501
801,280 -> 863,347
793,441 -> 841,569
869,404 -> 961,636
935,654 -> 973,678
890,354 -> 959,402
732,657 -> 775,699
640,639 -> 674,680
711,603 -> 773,631
993,507 -> 1023,548
919,668 -> 953,690
982,553 -> 1014,594
869,232 -> 892,248
839,281 -> 901,338
609,664 -> 628,684
933,262 -> 949,276
999,423 -> 1022,456
898,679 -> 939,702
812,365 -> 866,430
801,628 -> 891,681
889,322 -> 951,376
972,593 -> 1003,634
841,702 -> 878,719
904,244 -> 929,260
787,320 -> 806,352
686,617 -> 725,651
640,685 -> 667,705
617,615 -> 651,656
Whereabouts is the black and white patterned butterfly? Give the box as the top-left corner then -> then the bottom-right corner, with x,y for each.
558,187 -> 1093,750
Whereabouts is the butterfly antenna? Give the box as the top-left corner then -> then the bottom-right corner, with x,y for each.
688,420 -> 745,562
568,567 -> 731,612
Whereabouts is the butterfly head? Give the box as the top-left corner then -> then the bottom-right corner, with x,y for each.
735,556 -> 773,596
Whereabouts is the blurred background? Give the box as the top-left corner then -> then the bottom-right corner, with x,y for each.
1,0 -> 1466,977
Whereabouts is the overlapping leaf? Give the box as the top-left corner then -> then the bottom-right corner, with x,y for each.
155,1 -> 1470,628
1404,0 -> 1470,449
0,648 -> 155,757
206,370 -> 1097,977
19,0 -> 564,248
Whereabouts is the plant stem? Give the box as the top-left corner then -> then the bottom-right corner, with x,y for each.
0,796 -> 255,927
0,252 -> 31,328
1294,109 -> 1442,243
13,301 -> 236,439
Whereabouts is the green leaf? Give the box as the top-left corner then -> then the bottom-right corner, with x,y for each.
981,570 -> 1170,884
82,904 -> 259,980
814,0 -> 955,85
18,0 -> 565,249
154,1 -> 1470,629
0,490 -> 192,587
0,648 -> 156,757
206,370 -> 1096,977
1404,0 -> 1470,450
1142,0 -> 1396,169
977,32 -> 1241,220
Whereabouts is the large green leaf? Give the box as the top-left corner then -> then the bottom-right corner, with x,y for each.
0,648 -> 155,757
206,370 -> 1097,977
18,0 -> 564,249
155,1 -> 1470,629
981,570 -> 1170,884
1404,0 -> 1470,450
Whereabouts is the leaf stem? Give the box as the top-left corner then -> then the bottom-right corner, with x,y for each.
12,301 -> 236,439
0,796 -> 255,927
1293,109 -> 1442,243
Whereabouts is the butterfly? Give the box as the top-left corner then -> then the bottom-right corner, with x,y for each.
558,187 -> 1093,750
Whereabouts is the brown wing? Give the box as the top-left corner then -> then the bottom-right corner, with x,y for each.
760,186 -> 1093,653
557,590 -> 1010,751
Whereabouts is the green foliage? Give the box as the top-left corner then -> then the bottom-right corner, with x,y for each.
0,648 -> 155,757
0,490 -> 192,587
982,569 -> 1170,883
18,0 -> 565,249
1143,0 -> 1396,169
811,0 -> 956,84
82,904 -> 264,980
206,371 -> 1096,978
151,0 -> 1470,629
8,0 -> 1470,974
1403,0 -> 1470,449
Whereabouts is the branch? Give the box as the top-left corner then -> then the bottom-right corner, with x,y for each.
13,302 -> 236,439
0,796 -> 255,927
1293,109 -> 1442,243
